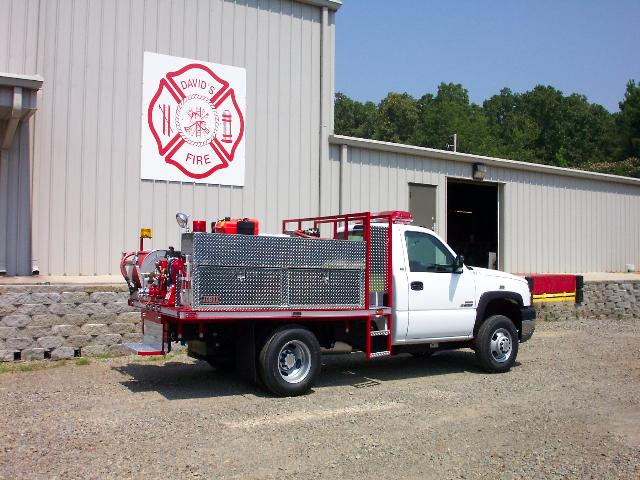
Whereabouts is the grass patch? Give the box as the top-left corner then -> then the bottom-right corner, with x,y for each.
75,358 -> 91,366
0,359 -> 68,375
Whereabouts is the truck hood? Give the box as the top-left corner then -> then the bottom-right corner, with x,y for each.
471,267 -> 528,285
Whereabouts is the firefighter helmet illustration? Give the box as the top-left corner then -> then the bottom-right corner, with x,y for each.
147,63 -> 244,179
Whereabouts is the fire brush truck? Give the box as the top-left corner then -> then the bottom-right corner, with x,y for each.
120,211 -> 535,396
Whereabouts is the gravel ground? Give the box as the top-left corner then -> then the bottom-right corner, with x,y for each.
0,317 -> 639,479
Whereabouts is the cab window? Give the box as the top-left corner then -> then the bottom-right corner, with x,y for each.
405,231 -> 455,273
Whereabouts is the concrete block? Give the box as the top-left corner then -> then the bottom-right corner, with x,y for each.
0,327 -> 18,339
0,304 -> 17,316
0,315 -> 31,328
64,335 -> 93,348
22,348 -> 46,361
75,303 -> 109,315
24,326 -> 52,338
0,293 -> 30,305
81,323 -> 108,335
0,350 -> 16,361
117,292 -> 131,302
123,333 -> 143,343
6,337 -> 34,350
109,323 -> 137,334
37,336 -> 65,349
102,302 -> 132,314
52,324 -> 81,336
117,312 -> 141,324
91,313 -> 118,325
61,313 -> 90,326
107,344 -> 132,356
94,334 -> 122,346
60,291 -> 90,304
28,292 -> 61,304
15,303 -> 49,316
31,314 -> 62,327
48,303 -> 78,315
90,291 -> 120,303
82,345 -> 107,357
50,347 -> 75,360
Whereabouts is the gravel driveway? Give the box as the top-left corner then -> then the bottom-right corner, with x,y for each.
1,317 -> 639,479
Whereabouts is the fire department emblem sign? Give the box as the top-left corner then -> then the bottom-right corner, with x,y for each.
141,52 -> 246,185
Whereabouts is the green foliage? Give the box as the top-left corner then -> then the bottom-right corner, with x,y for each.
374,92 -> 419,143
334,80 -> 638,178
617,80 -> 640,159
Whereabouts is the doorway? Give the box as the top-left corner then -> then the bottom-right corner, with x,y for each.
409,184 -> 437,231
446,180 -> 499,269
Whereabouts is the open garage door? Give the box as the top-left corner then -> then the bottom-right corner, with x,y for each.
447,180 -> 499,269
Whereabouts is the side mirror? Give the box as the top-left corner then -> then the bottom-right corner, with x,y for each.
453,255 -> 465,273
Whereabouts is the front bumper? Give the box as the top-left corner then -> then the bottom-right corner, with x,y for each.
520,306 -> 536,343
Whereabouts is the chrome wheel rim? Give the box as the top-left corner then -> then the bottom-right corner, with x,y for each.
490,328 -> 513,363
278,340 -> 312,384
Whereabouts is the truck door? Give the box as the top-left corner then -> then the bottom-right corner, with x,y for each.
403,229 -> 476,340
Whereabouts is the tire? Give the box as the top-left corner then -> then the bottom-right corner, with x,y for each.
258,326 -> 321,396
474,314 -> 518,373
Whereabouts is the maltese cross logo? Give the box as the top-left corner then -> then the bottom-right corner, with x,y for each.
147,63 -> 244,179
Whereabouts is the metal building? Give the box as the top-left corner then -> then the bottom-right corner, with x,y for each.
1,0 -> 639,277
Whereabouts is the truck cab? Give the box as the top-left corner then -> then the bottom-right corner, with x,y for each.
390,223 -> 534,346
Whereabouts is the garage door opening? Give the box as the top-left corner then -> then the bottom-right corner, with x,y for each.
447,180 -> 499,269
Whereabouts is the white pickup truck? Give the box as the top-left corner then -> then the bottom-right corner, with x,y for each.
122,211 -> 535,396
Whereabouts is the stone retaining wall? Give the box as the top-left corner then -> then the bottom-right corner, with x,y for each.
0,280 -> 638,361
535,281 -> 640,321
0,284 -> 139,361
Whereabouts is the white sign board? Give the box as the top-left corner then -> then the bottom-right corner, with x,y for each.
141,52 -> 246,185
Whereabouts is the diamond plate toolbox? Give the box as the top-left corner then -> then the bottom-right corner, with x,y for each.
182,233 -> 366,310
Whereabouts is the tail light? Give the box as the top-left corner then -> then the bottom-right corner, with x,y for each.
193,220 -> 206,232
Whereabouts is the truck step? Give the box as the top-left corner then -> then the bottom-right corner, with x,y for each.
370,329 -> 390,337
369,350 -> 391,358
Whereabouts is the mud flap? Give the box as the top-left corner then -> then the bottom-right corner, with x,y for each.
234,321 -> 257,384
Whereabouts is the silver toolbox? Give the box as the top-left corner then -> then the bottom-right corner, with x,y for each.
182,233 -> 367,310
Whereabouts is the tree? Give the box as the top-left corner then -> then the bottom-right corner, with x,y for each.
332,81 -> 636,177
412,83 -> 495,156
617,80 -> 640,159
373,92 -> 418,144
334,92 -> 377,139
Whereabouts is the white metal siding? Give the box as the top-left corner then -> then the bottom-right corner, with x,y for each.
327,142 -> 640,274
1,0 -> 333,275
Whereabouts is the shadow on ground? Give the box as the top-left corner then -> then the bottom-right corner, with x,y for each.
113,349 -> 518,400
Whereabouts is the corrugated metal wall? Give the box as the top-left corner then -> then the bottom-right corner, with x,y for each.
0,0 -> 335,275
326,140 -> 640,274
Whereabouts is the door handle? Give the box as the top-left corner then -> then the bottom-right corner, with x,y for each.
410,281 -> 423,291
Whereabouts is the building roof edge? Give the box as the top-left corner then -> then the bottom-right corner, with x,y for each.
295,0 -> 341,11
330,135 -> 640,187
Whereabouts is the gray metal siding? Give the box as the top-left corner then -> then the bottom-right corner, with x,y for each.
327,143 -> 640,274
1,0 -> 332,275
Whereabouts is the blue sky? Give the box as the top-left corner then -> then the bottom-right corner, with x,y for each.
335,0 -> 640,111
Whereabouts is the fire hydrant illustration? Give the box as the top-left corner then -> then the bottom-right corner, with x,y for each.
222,110 -> 233,143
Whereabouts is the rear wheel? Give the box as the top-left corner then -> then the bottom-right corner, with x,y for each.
258,326 -> 321,396
474,315 -> 518,373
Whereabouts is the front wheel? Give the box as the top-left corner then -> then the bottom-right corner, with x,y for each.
258,326 -> 321,396
474,315 -> 518,373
